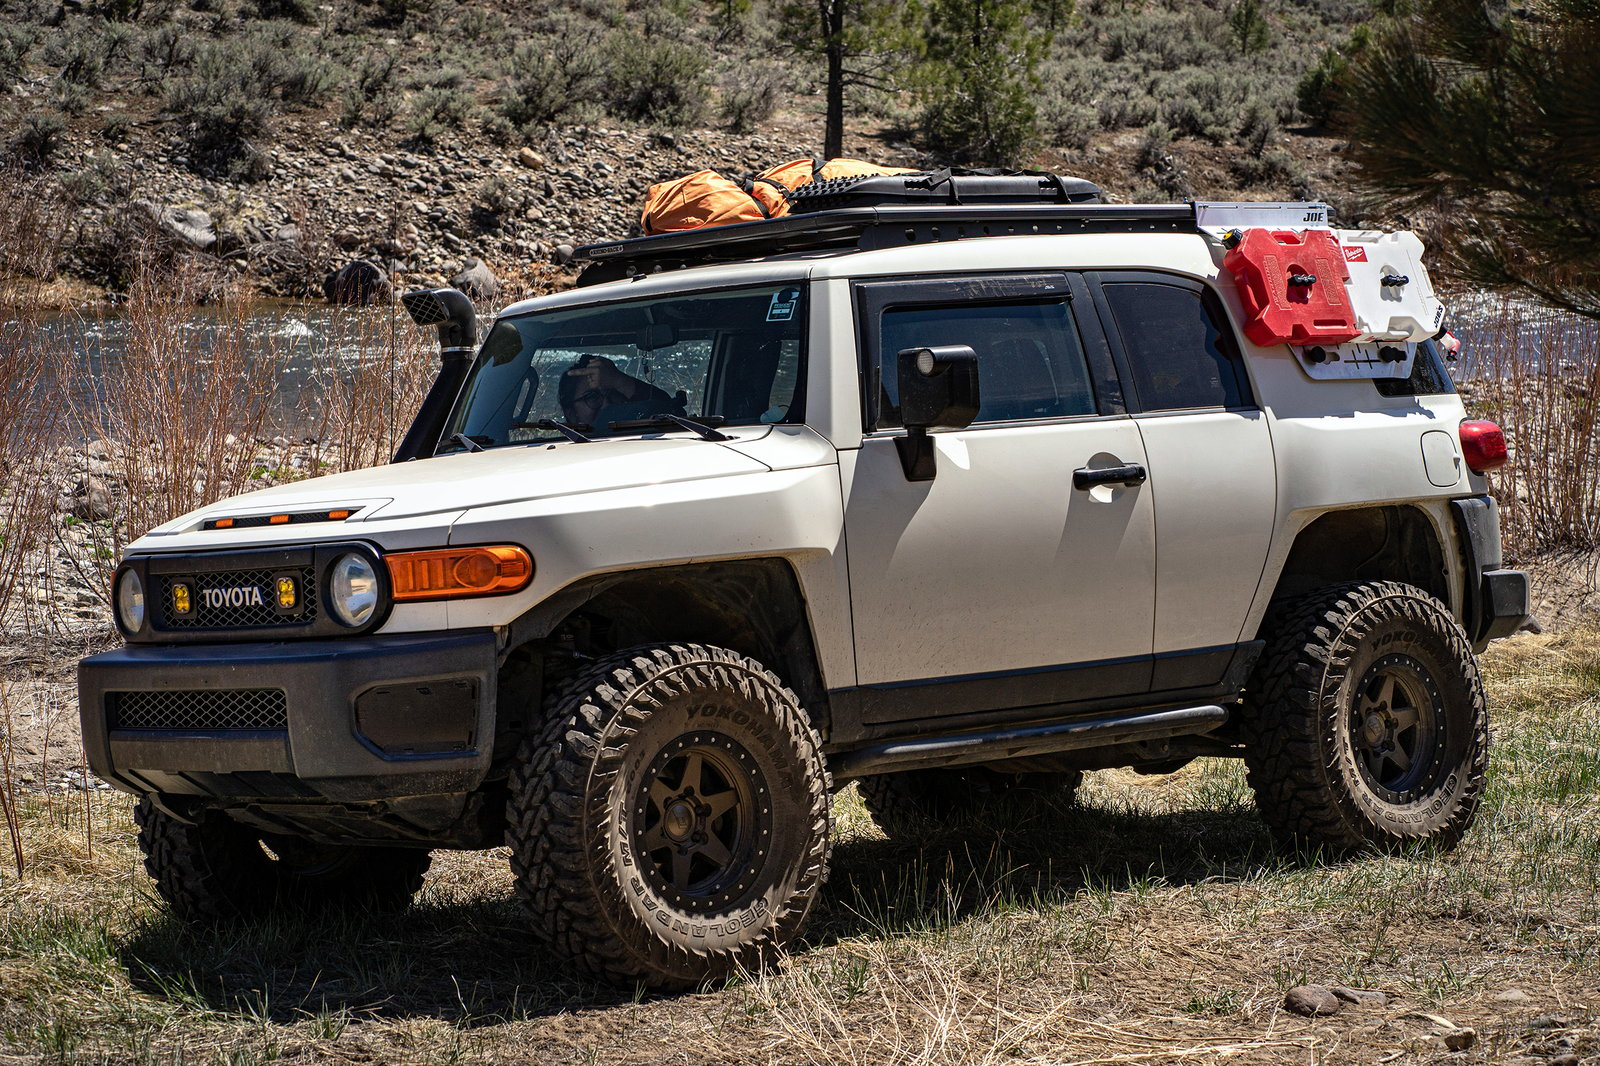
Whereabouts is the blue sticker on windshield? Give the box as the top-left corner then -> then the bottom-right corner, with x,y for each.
767,289 -> 799,322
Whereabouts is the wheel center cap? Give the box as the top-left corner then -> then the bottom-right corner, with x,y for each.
1362,712 -> 1388,746
664,800 -> 696,842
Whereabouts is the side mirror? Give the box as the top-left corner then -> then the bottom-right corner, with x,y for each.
895,344 -> 980,481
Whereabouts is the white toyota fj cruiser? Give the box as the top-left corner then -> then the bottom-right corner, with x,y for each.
80,185 -> 1528,989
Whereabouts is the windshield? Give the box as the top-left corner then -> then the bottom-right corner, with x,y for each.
438,283 -> 806,451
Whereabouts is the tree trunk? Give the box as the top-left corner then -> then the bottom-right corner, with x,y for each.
824,0 -> 845,159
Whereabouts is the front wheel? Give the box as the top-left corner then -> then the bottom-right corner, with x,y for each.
135,801 -> 431,923
506,643 -> 831,989
1240,580 -> 1488,853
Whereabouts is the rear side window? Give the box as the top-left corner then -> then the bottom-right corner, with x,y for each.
1100,280 -> 1252,411
874,300 -> 1097,429
1375,339 -> 1457,397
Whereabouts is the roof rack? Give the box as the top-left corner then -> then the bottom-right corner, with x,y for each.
572,203 -> 1199,287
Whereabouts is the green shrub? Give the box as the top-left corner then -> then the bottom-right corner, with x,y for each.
1297,24 -> 1369,127
52,79 -> 92,116
44,32 -> 107,87
402,85 -> 474,144
1157,69 -> 1252,142
497,30 -> 606,131
1296,46 -> 1347,127
162,28 -> 339,180
599,30 -> 709,127
339,50 -> 400,128
1236,96 -> 1277,156
1229,146 -> 1302,189
251,0 -> 317,23
719,64 -> 781,134
9,112 -> 66,171
142,24 -> 196,76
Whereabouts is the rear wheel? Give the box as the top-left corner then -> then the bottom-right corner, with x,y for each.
135,800 -> 431,923
856,767 -> 1082,838
1240,580 -> 1488,852
506,643 -> 830,989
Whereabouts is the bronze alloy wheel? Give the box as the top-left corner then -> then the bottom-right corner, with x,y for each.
507,643 -> 831,989
1240,580 -> 1488,852
1349,654 -> 1445,804
631,733 -> 773,910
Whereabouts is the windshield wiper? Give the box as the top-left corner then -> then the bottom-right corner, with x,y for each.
440,433 -> 487,454
607,413 -> 731,441
513,419 -> 595,444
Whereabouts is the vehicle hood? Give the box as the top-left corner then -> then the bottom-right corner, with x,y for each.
144,435 -> 777,539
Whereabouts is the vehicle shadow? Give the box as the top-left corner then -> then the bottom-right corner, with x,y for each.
807,794 -> 1284,947
115,796 -> 1290,1026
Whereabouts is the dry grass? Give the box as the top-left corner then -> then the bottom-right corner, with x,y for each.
1463,305 -> 1600,555
1,628 -> 1597,1065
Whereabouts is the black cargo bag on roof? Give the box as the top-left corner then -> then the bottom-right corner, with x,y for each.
786,168 -> 1102,214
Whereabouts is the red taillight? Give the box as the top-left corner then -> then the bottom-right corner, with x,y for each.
1460,419 -> 1508,473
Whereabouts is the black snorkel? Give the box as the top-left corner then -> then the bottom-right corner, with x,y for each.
392,287 -> 478,462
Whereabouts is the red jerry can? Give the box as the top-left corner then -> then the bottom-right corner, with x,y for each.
1222,228 -> 1360,347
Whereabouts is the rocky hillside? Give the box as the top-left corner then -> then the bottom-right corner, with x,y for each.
0,0 -> 1370,304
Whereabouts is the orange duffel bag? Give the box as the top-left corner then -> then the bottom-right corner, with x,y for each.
640,170 -> 790,235
760,156 -> 919,192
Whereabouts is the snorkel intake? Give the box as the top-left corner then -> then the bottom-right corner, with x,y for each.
393,287 -> 478,462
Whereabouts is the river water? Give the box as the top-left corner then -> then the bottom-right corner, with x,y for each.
15,293 -> 1595,445
18,302 -> 435,440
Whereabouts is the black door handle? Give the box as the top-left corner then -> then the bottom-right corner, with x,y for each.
1073,463 -> 1147,490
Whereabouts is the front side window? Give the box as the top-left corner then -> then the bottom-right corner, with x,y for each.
439,284 -> 805,450
873,299 -> 1097,430
1101,280 -> 1251,411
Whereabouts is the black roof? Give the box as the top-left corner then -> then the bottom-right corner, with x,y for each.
572,203 -> 1200,287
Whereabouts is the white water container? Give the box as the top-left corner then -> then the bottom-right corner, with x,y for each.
1335,229 -> 1446,342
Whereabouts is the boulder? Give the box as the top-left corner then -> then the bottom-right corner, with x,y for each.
323,259 -> 392,306
451,257 -> 499,299
517,147 -> 545,169
70,476 -> 115,521
130,200 -> 217,251
1283,985 -> 1342,1017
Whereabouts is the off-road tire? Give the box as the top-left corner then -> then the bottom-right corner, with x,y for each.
135,800 -> 431,923
1239,580 -> 1488,853
506,643 -> 831,989
856,767 -> 1083,838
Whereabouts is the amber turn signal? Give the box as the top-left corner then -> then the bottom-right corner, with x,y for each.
385,545 -> 533,602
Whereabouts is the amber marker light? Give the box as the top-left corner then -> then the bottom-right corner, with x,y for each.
171,582 -> 193,616
385,545 -> 534,602
269,514 -> 290,525
276,576 -> 297,609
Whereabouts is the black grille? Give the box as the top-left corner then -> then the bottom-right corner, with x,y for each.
160,567 -> 318,629
108,689 -> 288,731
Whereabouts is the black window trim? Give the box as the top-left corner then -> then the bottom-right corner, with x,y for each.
1084,269 -> 1258,415
851,271 -> 1127,435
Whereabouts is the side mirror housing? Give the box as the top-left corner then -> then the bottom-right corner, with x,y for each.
895,345 -> 980,481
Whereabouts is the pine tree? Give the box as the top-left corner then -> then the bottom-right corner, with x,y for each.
777,0 -> 909,158
915,0 -> 1057,167
1340,0 -> 1600,318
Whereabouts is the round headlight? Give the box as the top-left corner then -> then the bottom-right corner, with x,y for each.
329,552 -> 380,627
115,568 -> 145,633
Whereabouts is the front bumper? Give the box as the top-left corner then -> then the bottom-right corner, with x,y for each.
79,630 -> 500,835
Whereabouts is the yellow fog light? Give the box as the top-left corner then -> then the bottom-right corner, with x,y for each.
171,582 -> 193,616
276,576 -> 297,610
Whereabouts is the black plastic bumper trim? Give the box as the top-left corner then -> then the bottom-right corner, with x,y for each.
79,630 -> 499,802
